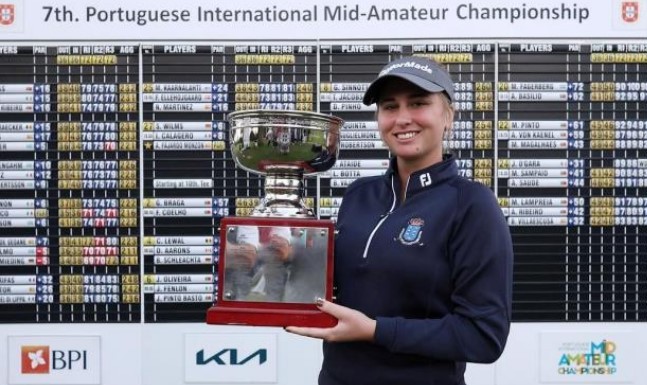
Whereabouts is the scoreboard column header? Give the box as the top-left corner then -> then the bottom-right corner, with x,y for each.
0,0 -> 645,40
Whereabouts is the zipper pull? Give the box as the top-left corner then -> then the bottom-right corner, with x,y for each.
380,210 -> 393,218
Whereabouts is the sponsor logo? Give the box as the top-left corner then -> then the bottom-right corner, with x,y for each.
419,172 -> 432,187
0,3 -> 15,25
622,1 -> 639,22
379,61 -> 434,77
9,336 -> 101,385
540,332 -> 637,383
557,339 -> 617,375
185,333 -> 277,383
196,348 -> 267,366
20,345 -> 90,372
21,346 -> 50,374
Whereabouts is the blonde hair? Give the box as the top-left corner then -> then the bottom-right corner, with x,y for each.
439,92 -> 455,153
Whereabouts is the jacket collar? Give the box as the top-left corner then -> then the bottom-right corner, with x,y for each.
385,154 -> 458,199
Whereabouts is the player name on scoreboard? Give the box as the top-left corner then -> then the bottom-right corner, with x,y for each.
499,196 -> 584,227
498,159 -> 584,188
0,274 -> 52,303
143,198 -> 228,217
144,236 -> 218,265
0,84 -> 51,113
144,274 -> 215,303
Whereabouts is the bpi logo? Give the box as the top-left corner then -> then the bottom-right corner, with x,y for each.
21,346 -> 50,374
21,345 -> 88,374
622,1 -> 640,22
9,336 -> 101,385
0,3 -> 14,25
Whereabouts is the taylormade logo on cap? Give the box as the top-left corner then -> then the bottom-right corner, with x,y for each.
362,56 -> 455,105
379,61 -> 434,77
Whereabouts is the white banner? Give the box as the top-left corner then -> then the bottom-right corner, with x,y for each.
0,0 -> 645,40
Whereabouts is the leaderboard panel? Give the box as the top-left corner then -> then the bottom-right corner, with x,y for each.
497,43 -> 647,321
0,41 -> 645,324
141,43 -> 318,322
0,44 -> 140,322
318,43 -> 496,217
318,44 -> 392,217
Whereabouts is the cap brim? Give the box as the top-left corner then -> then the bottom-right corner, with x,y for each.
363,73 -> 446,105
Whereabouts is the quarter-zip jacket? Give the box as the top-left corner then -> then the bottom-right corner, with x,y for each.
320,154 -> 514,385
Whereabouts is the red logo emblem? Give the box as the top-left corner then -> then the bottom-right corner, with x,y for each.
622,1 -> 640,23
21,345 -> 50,374
0,3 -> 14,26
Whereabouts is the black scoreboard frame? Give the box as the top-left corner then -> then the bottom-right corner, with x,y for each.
0,40 -> 645,323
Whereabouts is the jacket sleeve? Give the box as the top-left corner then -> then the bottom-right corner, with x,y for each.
373,183 -> 514,363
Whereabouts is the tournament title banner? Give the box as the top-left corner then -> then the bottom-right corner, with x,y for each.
1,0 -> 645,39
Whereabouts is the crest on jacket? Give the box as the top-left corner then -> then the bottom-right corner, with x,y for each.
398,218 -> 424,245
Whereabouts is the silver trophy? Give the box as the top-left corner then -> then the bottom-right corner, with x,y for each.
207,110 -> 343,327
227,109 -> 343,217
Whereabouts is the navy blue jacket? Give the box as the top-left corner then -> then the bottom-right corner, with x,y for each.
320,155 -> 513,385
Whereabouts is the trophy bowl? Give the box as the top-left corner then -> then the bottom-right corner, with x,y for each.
228,109 -> 343,217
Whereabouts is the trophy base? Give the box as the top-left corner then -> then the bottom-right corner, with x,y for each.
206,305 -> 338,328
208,216 -> 337,328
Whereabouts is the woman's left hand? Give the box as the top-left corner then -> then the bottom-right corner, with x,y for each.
285,299 -> 376,342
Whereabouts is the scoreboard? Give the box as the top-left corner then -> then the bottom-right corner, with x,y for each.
0,41 -> 646,323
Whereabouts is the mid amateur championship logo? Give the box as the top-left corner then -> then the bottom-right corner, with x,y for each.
557,339 -> 617,376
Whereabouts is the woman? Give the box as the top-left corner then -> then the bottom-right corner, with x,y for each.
286,56 -> 514,385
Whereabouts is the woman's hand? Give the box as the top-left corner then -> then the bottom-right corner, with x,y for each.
285,299 -> 376,342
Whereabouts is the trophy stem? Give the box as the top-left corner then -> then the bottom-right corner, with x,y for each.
251,166 -> 314,218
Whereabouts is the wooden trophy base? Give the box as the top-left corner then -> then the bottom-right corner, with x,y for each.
206,305 -> 338,327
207,216 -> 337,328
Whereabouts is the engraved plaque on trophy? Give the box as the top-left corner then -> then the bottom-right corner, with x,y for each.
206,110 -> 343,327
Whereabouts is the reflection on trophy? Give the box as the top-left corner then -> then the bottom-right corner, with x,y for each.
207,110 -> 343,327
228,109 -> 343,217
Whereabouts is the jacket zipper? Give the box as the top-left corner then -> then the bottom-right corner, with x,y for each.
362,176 -> 398,259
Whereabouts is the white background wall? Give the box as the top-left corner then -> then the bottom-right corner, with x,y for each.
2,323 -> 645,385
1,1 -> 645,384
